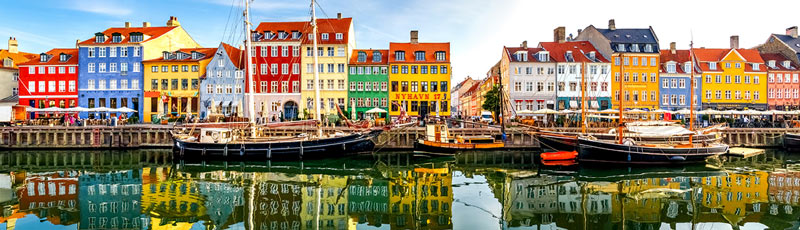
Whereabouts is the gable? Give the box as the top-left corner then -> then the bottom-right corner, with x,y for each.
721,49 -> 744,62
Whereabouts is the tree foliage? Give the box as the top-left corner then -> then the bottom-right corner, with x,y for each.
482,85 -> 501,116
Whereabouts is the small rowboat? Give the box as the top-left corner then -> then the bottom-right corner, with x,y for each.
541,151 -> 578,161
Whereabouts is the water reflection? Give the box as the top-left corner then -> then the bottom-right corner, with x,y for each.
0,150 -> 798,229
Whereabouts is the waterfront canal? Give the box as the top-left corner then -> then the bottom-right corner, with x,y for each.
0,150 -> 797,229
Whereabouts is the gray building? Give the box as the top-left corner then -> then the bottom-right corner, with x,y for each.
199,43 -> 245,119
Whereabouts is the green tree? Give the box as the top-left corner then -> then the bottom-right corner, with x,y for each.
482,85 -> 501,117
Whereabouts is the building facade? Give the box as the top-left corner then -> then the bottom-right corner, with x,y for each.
77,17 -> 199,121
761,53 -> 800,110
501,43 -> 556,114
347,49 -> 389,119
576,19 -> 661,110
142,47 -> 214,122
658,43 -> 702,111
540,39 -> 612,110
199,43 -> 245,119
17,48 -> 79,117
757,26 -> 800,68
388,31 -> 451,118
695,38 -> 767,110
451,76 -> 478,118
251,21 -> 305,121
1,37 -> 37,100
300,16 -> 355,119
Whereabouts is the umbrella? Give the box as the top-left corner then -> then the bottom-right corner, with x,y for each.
114,107 -> 136,113
532,108 -> 559,114
560,109 -> 576,114
237,100 -> 243,116
208,98 -> 216,114
675,108 -> 692,115
626,108 -> 647,113
516,109 -> 534,114
651,109 -> 671,113
698,108 -> 719,115
365,107 -> 387,114
598,109 -> 619,114
89,107 -> 111,112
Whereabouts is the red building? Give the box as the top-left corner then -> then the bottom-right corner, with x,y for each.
16,171 -> 80,225
249,21 -> 305,120
761,53 -> 800,110
17,48 -> 79,117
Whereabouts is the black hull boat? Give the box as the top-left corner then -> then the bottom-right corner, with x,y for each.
577,138 -> 728,165
537,132 -> 578,151
537,131 -> 719,152
173,130 -> 382,160
785,133 -> 800,150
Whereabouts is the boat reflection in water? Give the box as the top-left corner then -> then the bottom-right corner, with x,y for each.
0,150 -> 799,229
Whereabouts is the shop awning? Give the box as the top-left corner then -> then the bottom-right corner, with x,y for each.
591,101 -> 599,109
569,101 -> 578,108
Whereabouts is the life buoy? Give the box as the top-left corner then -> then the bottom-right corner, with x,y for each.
211,132 -> 220,142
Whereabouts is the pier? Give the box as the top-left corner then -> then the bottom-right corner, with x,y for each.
0,125 -> 795,150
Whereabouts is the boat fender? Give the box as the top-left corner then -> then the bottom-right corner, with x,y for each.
623,138 -> 635,146
267,144 -> 272,159
224,145 -> 228,156
669,156 -> 686,161
240,146 -> 245,156
342,143 -> 346,150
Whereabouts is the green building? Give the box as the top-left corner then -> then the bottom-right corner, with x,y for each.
347,49 -> 389,119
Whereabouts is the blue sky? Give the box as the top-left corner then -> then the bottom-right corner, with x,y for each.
2,0 -> 800,84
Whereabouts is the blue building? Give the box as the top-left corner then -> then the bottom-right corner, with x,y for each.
659,44 -> 702,111
77,17 -> 199,121
199,42 -> 245,119
79,170 -> 145,229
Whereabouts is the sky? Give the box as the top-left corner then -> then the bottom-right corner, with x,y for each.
2,0 -> 800,84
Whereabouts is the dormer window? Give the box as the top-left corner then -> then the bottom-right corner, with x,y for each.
335,33 -> 343,40
768,60 -> 776,68
395,51 -> 405,61
752,63 -> 760,71
278,31 -> 287,39
308,34 -> 315,40
666,63 -> 676,73
373,51 -> 381,62
321,33 -> 329,40
112,33 -> 122,43
709,62 -> 717,70
617,44 -> 625,52
783,61 -> 792,69
357,51 -> 366,62
94,33 -> 105,43
129,32 -> 143,42
683,62 -> 691,73
191,52 -> 199,60
515,52 -> 526,62
644,44 -> 653,53
588,51 -> 596,61
631,44 -> 640,52
414,51 -> 425,61
435,51 -> 446,61
40,54 -> 48,62
292,31 -> 300,39
538,52 -> 549,62
59,54 -> 68,62
163,52 -> 170,60
565,51 -> 574,62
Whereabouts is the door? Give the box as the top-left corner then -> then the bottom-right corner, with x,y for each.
283,101 -> 298,120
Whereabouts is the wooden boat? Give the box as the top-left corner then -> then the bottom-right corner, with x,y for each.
540,151 -> 578,161
577,136 -> 728,165
785,133 -> 800,150
537,123 -> 723,152
413,122 -> 504,156
536,131 -> 579,151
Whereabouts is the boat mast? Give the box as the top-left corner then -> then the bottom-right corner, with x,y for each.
581,61 -> 587,134
311,0 -> 323,137
498,69 -> 506,138
689,40 -> 696,143
244,0 -> 256,138
617,53 -> 624,144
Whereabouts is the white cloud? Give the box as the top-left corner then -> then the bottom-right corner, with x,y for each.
61,0 -> 133,16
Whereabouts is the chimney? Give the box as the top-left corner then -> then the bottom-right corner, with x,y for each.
7,37 -> 18,54
787,26 -> 798,39
521,40 -> 527,49
608,19 -> 616,30
337,13 -> 342,19
670,42 -> 676,54
730,35 -> 739,49
166,16 -> 180,27
554,26 -> 566,43
143,22 -> 151,27
410,30 -> 419,44
577,29 -> 582,35
75,39 -> 80,48
125,22 -> 131,28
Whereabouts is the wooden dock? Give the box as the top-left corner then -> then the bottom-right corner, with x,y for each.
727,147 -> 766,158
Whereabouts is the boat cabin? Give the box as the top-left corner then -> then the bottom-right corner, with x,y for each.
426,123 -> 452,143
199,128 -> 235,143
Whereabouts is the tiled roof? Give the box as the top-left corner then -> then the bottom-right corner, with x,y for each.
597,28 -> 658,44
693,48 -> 765,72
220,42 -> 244,69
0,95 -> 18,103
253,21 -> 308,42
253,18 -> 352,45
759,53 -> 798,71
144,48 -> 217,62
18,48 -> 79,66
659,49 -> 692,74
539,41 -> 609,63
78,26 -> 177,45
0,49 -> 37,69
463,82 -> 481,96
349,49 -> 388,65
503,47 -> 545,62
389,42 -> 450,63
774,34 -> 800,53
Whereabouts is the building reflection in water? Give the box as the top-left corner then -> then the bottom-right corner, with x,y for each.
1,150 -> 800,229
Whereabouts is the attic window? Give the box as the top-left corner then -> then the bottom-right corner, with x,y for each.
538,52 -> 549,62
414,51 -> 425,61
192,52 -> 199,60
643,35 -> 648,38
59,54 -> 67,62
631,44 -> 640,52
617,44 -> 625,52
112,34 -> 122,43
357,51 -> 366,62
644,44 -> 653,52
784,60 -> 792,68
130,32 -> 143,42
435,51 -> 446,61
163,52 -> 170,60
395,51 -> 405,61
587,51 -> 596,61
752,63 -> 760,71
768,60 -> 776,68
94,33 -> 105,43
292,31 -> 300,39
336,33 -> 343,40
40,54 -> 48,62
321,33 -> 329,40
372,51 -> 381,62
565,51 -> 574,62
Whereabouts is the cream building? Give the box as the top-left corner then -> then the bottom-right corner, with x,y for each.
300,15 -> 355,120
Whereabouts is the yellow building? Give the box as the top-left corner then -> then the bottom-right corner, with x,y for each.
700,172 -> 769,225
387,166 -> 453,229
301,174 -> 354,230
389,31 -> 451,118
142,48 -> 215,122
695,43 -> 768,110
299,16 -> 355,119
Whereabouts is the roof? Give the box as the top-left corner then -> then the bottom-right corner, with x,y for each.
253,21 -> 308,42
463,82 -> 481,96
0,49 -> 37,69
659,49 -> 692,74
774,34 -> 800,54
0,95 -> 18,103
253,18 -> 352,45
18,48 -> 79,66
759,53 -> 798,71
539,41 -> 609,63
78,26 -> 178,45
389,42 -> 450,63
220,43 -> 244,69
693,48 -> 765,72
143,48 -> 217,62
349,49 -> 388,65
597,28 -> 658,44
503,47 -> 545,62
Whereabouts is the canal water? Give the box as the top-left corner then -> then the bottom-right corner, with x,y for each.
0,149 -> 797,230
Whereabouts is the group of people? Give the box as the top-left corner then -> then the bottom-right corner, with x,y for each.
26,112 -> 134,127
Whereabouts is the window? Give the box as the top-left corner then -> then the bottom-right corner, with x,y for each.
679,79 -> 685,88
292,63 -> 299,74
667,63 -> 676,73
121,79 -> 128,89
411,81 -> 418,92
335,33 -> 343,40
321,33 -> 329,40
109,63 -> 117,72
87,80 -> 95,90
260,46 -> 268,57
109,47 -> 116,57
281,46 -> 288,57
709,62 -> 717,70
706,90 -> 712,99
338,64 -> 345,73
271,81 -> 278,92
271,63 -> 278,75
98,80 -> 106,90
401,81 -> 408,92
395,51 -> 405,61
641,91 -> 647,101
133,47 -> 141,57
98,47 -> 106,57
401,65 -> 408,74
725,90 -> 731,99
261,81 -> 268,92
58,81 -> 65,92
307,80 -> 313,90
327,47 -> 334,57
260,64 -> 268,75
725,75 -> 731,83
88,47 -> 95,58
120,47 -> 128,57
734,75 -> 741,83
754,76 -> 759,84
663,94 -> 669,105
754,91 -> 760,100
181,65 -> 188,72
337,47 -> 345,57
651,90 -> 656,101
68,81 -> 75,92
98,63 -> 106,72
514,82 -> 522,91
292,46 -> 300,56
172,65 -> 178,72
441,66 -> 448,74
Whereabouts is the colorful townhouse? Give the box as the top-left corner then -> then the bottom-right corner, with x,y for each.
142,47 -> 215,122
540,31 -> 612,110
17,48 -> 79,117
347,49 -> 389,119
1,37 -> 37,100
388,31 -> 451,118
695,37 -> 767,110
386,167 -> 453,229
199,43 -> 245,119
460,83 -> 480,118
451,76 -> 478,118
758,26 -> 800,68
79,170 -> 145,229
501,41 -> 556,114
658,42 -> 702,111
300,15 -> 354,119
476,74 -> 498,115
77,17 -> 199,121
251,21 -> 305,121
761,53 -> 800,110
575,19 -> 661,110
